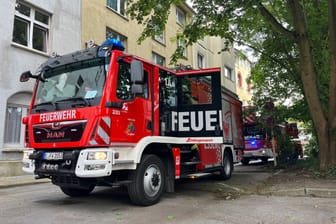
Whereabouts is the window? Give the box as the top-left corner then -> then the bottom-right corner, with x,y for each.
224,66 -> 234,81
197,53 -> 205,69
12,1 -> 50,53
177,39 -> 187,57
237,72 -> 242,87
154,27 -> 165,44
159,69 -> 177,107
106,28 -> 127,50
176,7 -> 186,25
116,62 -> 148,100
107,0 -> 126,16
180,76 -> 212,105
4,106 -> 28,145
152,52 -> 165,66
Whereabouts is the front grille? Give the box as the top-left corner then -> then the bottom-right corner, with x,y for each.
52,176 -> 80,186
33,120 -> 86,143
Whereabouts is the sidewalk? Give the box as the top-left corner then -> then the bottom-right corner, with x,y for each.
0,175 -> 50,188
257,169 -> 336,198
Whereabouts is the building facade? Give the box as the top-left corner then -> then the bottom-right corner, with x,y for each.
82,0 -> 195,67
234,49 -> 253,106
0,0 -> 81,160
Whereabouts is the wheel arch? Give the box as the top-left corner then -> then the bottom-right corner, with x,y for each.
137,141 -> 175,193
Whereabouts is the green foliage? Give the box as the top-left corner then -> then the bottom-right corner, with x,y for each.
128,0 -> 335,169
305,134 -> 319,158
276,132 -> 295,162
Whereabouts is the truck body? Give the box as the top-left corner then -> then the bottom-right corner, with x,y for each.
21,39 -> 244,205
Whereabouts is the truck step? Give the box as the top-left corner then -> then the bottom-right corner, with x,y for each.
181,161 -> 201,165
184,173 -> 212,179
180,150 -> 192,154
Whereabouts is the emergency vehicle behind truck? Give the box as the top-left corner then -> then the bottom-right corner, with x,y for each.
242,107 -> 301,165
21,39 -> 244,206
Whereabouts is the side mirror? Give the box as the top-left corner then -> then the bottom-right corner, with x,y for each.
130,60 -> 144,84
130,60 -> 144,95
20,71 -> 33,82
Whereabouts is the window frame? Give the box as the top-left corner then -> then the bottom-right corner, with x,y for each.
106,27 -> 127,51
12,1 -> 50,53
177,39 -> 187,57
106,0 -> 126,17
224,66 -> 234,82
197,52 -> 205,69
154,27 -> 165,44
176,7 -> 186,25
152,52 -> 166,66
4,104 -> 28,147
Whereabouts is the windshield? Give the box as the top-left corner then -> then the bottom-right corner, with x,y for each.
32,58 -> 109,113
244,125 -> 266,140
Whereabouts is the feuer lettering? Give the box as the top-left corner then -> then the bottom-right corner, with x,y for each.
171,110 -> 222,132
39,110 -> 76,122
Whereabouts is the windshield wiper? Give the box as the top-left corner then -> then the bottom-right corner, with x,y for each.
55,97 -> 91,108
32,101 -> 57,112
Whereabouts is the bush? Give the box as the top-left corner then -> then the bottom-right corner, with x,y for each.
305,135 -> 318,158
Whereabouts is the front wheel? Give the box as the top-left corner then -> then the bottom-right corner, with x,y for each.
217,150 -> 233,180
128,154 -> 166,206
60,185 -> 95,197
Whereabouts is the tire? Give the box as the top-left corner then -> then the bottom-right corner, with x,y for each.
128,154 -> 166,206
60,185 -> 94,197
217,150 -> 233,180
241,158 -> 250,165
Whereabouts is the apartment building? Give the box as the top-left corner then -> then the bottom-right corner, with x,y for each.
0,0 -> 81,160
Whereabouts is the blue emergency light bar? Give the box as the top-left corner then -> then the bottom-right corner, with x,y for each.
100,38 -> 125,51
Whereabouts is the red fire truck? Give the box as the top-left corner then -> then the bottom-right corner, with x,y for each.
242,109 -> 301,165
20,39 -> 244,205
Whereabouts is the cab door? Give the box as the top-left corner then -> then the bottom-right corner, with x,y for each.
111,60 -> 153,143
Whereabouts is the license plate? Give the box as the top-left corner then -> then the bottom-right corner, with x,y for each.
246,144 -> 258,149
42,152 -> 63,160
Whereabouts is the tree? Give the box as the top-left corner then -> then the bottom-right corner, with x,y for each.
128,0 -> 336,170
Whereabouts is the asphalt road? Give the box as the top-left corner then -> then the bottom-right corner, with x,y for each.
1,164 -> 335,224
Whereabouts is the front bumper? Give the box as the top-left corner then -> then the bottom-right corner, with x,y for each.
22,148 -> 113,178
243,148 -> 274,159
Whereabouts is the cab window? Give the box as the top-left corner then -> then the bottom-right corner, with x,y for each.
117,62 -> 148,100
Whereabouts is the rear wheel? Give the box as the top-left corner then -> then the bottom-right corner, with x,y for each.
128,154 -> 166,206
60,185 -> 95,197
217,150 -> 233,180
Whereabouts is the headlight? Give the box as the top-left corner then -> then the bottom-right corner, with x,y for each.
23,151 -> 31,160
87,151 -> 107,160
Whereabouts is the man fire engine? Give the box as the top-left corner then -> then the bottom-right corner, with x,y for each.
21,39 -> 244,206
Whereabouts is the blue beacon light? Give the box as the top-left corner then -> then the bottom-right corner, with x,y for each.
100,38 -> 125,51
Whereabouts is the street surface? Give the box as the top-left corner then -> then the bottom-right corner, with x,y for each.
1,163 -> 335,224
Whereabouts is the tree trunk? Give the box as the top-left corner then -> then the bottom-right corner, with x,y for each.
328,0 -> 336,166
287,0 -> 330,170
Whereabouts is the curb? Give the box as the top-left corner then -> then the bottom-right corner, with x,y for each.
260,187 -> 336,198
